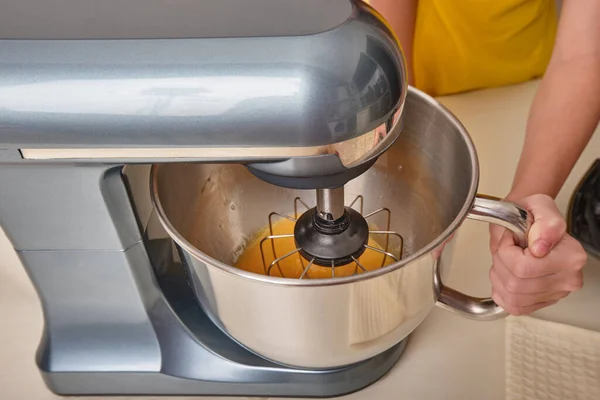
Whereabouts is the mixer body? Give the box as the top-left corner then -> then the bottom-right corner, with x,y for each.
0,0 -> 410,396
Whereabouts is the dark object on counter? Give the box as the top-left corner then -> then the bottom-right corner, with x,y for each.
567,159 -> 600,258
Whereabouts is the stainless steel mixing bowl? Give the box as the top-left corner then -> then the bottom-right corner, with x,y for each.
150,86 -> 532,369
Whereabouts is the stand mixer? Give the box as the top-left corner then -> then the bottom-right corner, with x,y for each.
0,0 -> 533,397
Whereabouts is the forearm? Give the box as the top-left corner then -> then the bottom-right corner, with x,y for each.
508,57 -> 600,200
368,0 -> 417,84
508,0 -> 600,201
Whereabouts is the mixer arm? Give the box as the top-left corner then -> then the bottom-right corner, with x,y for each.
0,0 -> 407,189
435,195 -> 533,321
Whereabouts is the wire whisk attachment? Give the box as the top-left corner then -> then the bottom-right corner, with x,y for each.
260,195 -> 404,279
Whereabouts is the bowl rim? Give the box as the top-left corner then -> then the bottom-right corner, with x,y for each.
149,86 -> 480,287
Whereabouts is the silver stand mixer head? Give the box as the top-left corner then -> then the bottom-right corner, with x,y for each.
0,0 -> 408,396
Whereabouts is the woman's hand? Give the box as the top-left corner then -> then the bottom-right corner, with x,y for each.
489,194 -> 586,315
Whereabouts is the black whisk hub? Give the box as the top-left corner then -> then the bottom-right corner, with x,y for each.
294,207 -> 369,267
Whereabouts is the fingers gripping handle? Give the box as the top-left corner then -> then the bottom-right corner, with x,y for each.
435,195 -> 533,321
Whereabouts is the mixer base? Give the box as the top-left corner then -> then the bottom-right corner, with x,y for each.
37,238 -> 407,397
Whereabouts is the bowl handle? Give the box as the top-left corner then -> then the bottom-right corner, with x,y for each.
435,194 -> 533,321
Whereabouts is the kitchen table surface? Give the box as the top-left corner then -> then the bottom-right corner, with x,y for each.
2,80 -> 600,400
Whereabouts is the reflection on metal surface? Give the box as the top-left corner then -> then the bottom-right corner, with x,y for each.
2,76 -> 302,116
468,195 -> 532,248
316,187 -> 346,221
21,146 -> 322,160
437,285 -> 508,321
20,119 -> 397,170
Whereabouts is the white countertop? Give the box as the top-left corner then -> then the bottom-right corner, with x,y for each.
2,79 -> 600,400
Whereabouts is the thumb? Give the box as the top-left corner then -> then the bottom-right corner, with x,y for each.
521,194 -> 567,258
489,223 -> 507,254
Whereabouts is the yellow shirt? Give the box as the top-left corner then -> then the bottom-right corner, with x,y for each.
413,0 -> 558,96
